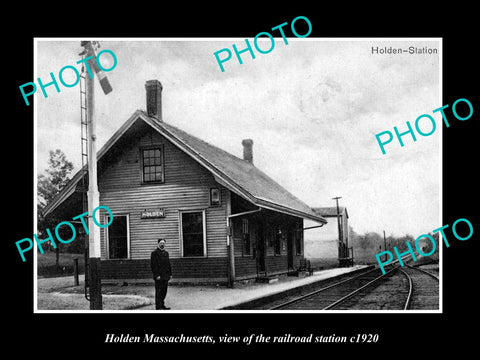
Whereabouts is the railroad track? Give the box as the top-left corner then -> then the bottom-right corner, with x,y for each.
266,261 -> 438,311
268,264 -> 400,310
400,265 -> 439,310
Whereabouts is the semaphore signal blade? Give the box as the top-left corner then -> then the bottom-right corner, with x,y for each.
96,70 -> 112,95
81,41 -> 113,95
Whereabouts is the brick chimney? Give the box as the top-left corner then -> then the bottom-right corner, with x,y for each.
242,139 -> 253,164
145,80 -> 163,121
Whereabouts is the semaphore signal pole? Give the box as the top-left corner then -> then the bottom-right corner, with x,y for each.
79,40 -> 113,310
86,60 -> 102,310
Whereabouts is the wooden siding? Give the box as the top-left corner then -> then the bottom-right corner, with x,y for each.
231,216 -> 258,278
234,254 -> 304,279
231,213 -> 304,278
101,257 -> 228,280
266,255 -> 288,274
265,254 -> 303,275
234,257 -> 257,279
232,216 -> 257,257
98,125 -> 228,261
262,216 -> 303,258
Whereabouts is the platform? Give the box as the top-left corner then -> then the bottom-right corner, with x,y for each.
36,265 -> 371,311
219,265 -> 370,310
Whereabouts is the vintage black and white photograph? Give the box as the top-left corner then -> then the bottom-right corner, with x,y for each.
34,38 -> 441,312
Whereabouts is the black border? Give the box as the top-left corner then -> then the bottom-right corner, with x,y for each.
6,5 -> 478,354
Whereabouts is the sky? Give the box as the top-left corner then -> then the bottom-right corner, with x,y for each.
35,38 -> 441,237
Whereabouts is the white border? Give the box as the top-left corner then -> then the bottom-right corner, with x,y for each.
34,37 -> 442,314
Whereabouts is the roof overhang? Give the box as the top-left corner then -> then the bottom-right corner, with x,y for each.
42,110 -> 146,217
312,206 -> 348,220
43,110 -> 326,224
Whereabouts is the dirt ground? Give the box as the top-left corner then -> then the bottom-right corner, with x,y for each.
36,275 -> 153,310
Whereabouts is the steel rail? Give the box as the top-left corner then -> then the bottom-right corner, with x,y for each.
269,254 -> 413,311
322,266 -> 399,310
398,267 -> 413,310
401,265 -> 439,310
269,267 -> 380,310
270,265 -> 400,310
405,264 -> 439,281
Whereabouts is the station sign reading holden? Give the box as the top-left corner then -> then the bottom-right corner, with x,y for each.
141,209 -> 166,219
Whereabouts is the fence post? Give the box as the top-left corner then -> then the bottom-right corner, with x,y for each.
73,257 -> 79,286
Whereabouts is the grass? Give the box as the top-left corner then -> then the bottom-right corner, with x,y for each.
37,251 -> 85,277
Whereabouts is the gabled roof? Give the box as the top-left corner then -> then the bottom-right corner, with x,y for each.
43,110 -> 326,224
312,206 -> 348,218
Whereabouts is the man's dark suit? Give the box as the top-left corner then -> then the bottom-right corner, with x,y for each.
150,248 -> 172,309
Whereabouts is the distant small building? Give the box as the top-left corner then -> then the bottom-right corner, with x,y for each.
304,206 -> 352,267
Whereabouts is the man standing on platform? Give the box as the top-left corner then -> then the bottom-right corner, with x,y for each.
150,238 -> 172,310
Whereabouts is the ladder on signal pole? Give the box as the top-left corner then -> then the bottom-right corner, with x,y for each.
79,41 -> 113,309
79,63 -> 90,301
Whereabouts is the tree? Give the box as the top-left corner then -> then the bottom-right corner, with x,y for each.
37,149 -> 74,266
38,149 -> 74,208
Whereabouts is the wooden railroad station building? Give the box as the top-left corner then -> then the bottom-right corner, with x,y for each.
43,80 -> 327,285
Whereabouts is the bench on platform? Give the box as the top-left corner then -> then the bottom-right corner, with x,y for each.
298,258 -> 313,276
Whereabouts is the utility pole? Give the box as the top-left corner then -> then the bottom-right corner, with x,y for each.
332,196 -> 343,260
383,230 -> 387,263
